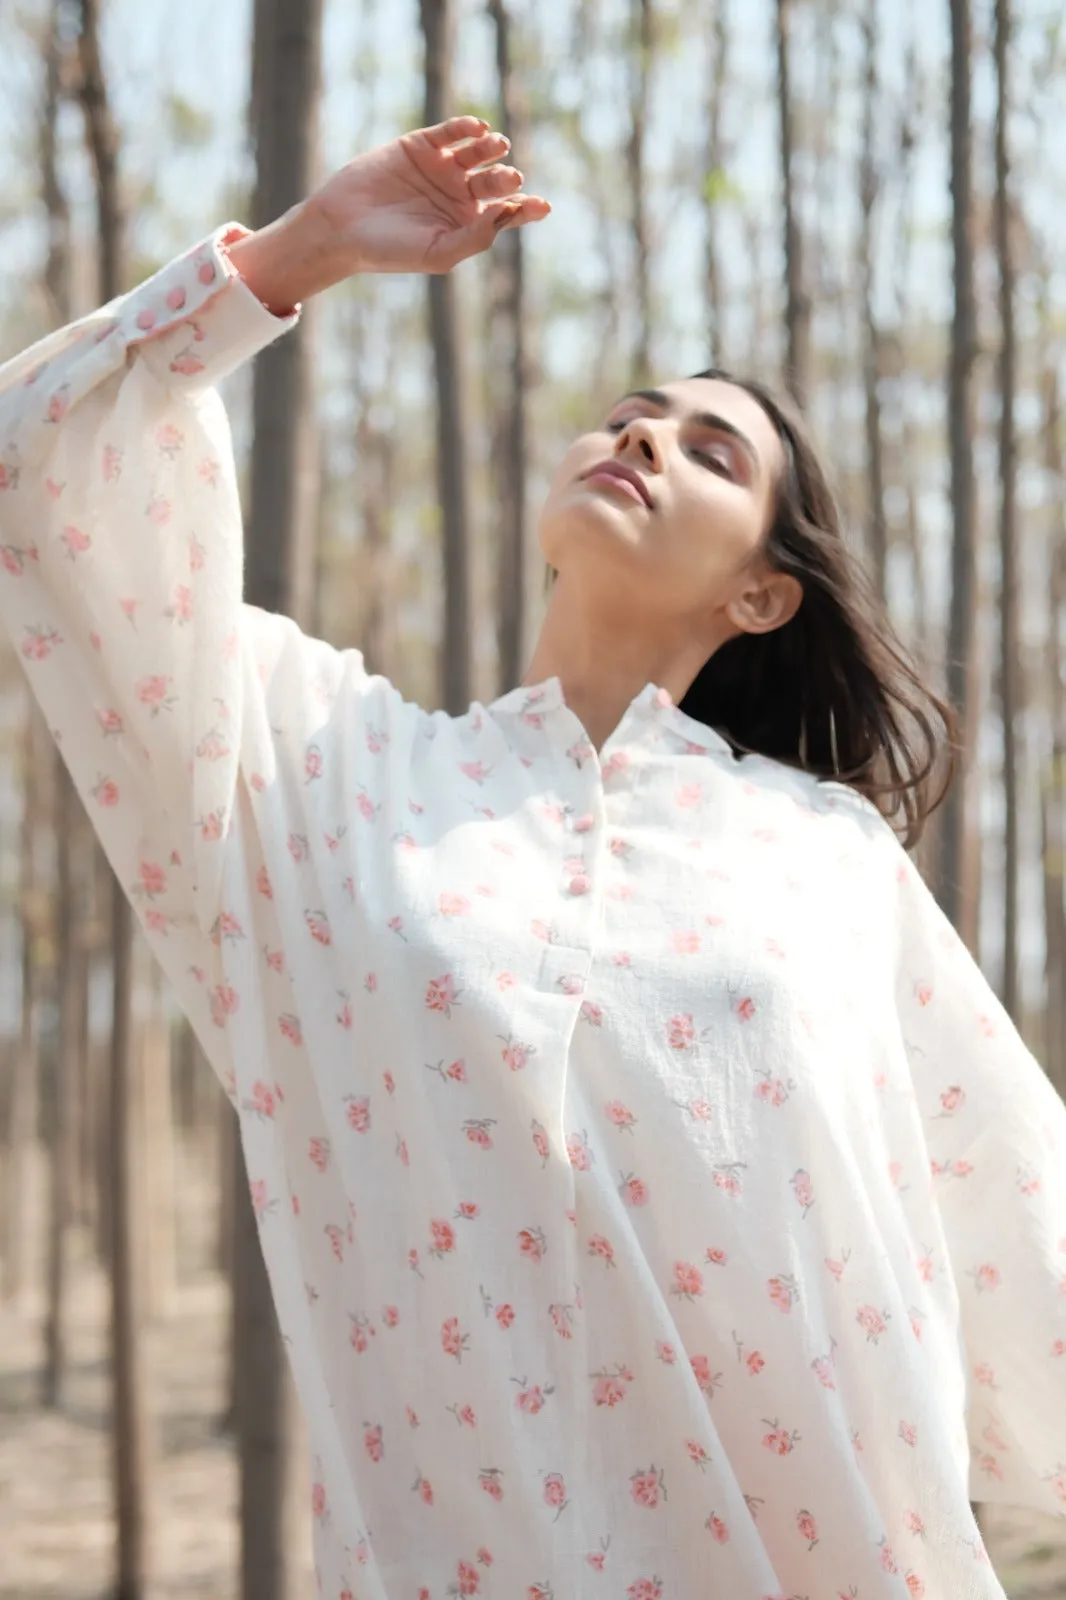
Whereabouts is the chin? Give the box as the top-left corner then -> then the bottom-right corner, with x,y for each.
539,493 -> 648,573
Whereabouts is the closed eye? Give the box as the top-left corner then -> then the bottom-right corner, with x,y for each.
692,446 -> 736,479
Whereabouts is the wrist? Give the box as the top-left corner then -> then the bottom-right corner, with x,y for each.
226,199 -> 353,314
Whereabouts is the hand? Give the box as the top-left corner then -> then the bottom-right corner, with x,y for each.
313,115 -> 551,275
229,117 -> 551,312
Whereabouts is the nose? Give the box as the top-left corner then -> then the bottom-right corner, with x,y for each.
613,417 -> 662,472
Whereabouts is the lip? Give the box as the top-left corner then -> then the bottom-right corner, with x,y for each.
581,459 -> 653,508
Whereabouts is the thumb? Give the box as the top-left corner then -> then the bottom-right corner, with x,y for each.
433,200 -> 524,270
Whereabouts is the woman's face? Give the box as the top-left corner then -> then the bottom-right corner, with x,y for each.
538,377 -> 793,634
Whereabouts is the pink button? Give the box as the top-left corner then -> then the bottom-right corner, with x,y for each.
568,874 -> 591,896
572,813 -> 595,833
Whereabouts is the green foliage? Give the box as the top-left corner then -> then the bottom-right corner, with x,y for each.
165,92 -> 215,151
703,167 -> 742,207
654,9 -> 684,57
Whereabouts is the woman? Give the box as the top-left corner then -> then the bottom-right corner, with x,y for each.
1,117 -> 1063,1600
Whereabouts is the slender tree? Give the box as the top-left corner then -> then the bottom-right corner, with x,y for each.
42,757 -> 78,1405
354,390 -> 400,680
891,19 -> 929,662
859,0 -> 887,600
938,0 -> 979,938
2,0 -> 71,1314
625,0 -> 654,384
420,0 -> 473,714
246,0 -> 322,628
236,0 -> 323,1593
703,0 -> 731,365
38,0 -> 77,1413
74,3 -> 154,1589
488,0 -> 530,691
40,0 -> 72,324
2,709 -> 43,1307
142,963 -> 176,1318
1041,360 -> 1066,1098
559,21 -> 623,400
993,0 -> 1020,1019
775,0 -> 810,407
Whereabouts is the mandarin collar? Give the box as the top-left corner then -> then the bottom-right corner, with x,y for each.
489,677 -> 735,760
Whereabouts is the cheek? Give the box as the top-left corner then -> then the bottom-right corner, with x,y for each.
546,440 -> 595,501
662,486 -> 757,578
536,443 -> 602,549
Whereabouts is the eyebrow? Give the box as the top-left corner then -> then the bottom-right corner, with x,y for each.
613,388 -> 762,477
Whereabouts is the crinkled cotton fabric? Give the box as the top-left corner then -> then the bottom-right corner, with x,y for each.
2,225 -> 1065,1600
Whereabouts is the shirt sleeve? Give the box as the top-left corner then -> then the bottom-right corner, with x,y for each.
894,850 -> 1066,1515
0,223 -> 296,955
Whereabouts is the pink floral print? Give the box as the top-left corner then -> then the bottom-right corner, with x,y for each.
1,223 -> 1062,1600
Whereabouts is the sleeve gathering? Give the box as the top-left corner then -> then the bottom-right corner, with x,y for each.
895,852 -> 1066,1515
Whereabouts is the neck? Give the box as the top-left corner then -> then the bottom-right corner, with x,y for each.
521,575 -> 724,751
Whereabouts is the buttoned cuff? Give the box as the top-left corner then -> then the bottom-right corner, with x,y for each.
121,223 -> 300,391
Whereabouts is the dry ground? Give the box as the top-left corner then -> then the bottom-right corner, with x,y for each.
1,1136 -> 1064,1599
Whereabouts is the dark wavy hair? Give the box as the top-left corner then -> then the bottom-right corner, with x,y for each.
675,369 -> 958,850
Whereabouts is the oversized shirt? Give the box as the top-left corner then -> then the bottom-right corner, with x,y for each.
1,225 -> 1065,1600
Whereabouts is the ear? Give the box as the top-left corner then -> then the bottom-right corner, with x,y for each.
726,570 -> 803,636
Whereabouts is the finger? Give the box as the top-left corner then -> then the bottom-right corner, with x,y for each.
422,114 -> 491,149
451,129 -> 511,171
433,196 -> 551,270
489,195 -> 552,229
467,164 -> 524,202
427,196 -> 552,272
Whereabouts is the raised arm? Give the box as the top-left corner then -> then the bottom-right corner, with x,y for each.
0,119 -> 549,1061
0,228 -> 294,949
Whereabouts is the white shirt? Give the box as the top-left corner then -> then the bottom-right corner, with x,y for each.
2,223 -> 1065,1600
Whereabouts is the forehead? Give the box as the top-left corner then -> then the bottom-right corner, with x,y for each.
641,377 -> 786,478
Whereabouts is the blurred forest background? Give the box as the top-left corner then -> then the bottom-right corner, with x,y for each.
0,0 -> 1064,1595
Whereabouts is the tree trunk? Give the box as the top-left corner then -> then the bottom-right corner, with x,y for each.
1041,364 -> 1066,1098
109,886 -> 152,1598
775,0 -> 810,407
355,396 -> 399,680
566,6 -> 623,399
2,710 -> 43,1307
40,0 -> 72,324
859,0 -> 887,601
39,0 -> 77,1410
248,0 -> 322,628
939,0 -> 979,938
77,0 -> 122,306
75,2 -> 153,1590
421,0 -> 473,715
219,1097 -> 238,1433
72,912 -> 93,1232
42,762 -> 78,1407
703,1 -> 730,366
993,0 -> 1019,1019
625,0 -> 654,385
142,965 -> 176,1319
487,0 -> 530,692
236,0 -> 324,1591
